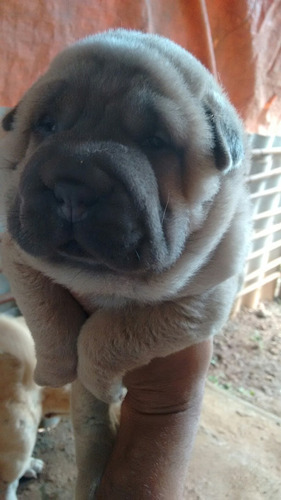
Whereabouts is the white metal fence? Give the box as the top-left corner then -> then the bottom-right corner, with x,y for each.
237,135 -> 281,309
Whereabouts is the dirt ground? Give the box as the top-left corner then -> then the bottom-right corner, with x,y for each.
17,300 -> 281,499
209,299 -> 281,417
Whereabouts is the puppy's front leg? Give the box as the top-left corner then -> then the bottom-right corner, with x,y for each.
1,233 -> 87,386
72,380 -> 116,500
77,293 -> 225,403
77,282 -> 235,403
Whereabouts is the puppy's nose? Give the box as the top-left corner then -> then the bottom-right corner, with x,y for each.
54,181 -> 96,222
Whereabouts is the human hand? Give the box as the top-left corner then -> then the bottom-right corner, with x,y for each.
96,339 -> 213,500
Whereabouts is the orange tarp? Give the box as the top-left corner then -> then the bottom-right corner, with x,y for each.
1,0 -> 280,134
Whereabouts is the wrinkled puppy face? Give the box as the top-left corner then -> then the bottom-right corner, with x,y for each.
1,30 -> 245,279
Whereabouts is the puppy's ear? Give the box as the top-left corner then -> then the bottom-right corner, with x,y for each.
2,106 -> 18,131
205,93 -> 244,173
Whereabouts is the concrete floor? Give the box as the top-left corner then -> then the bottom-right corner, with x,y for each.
184,383 -> 281,499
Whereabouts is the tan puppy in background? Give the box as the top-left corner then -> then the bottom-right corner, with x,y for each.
0,315 -> 70,500
0,29 -> 251,497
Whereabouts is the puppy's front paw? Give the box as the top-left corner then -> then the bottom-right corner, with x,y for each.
34,355 -> 77,387
23,457 -> 44,479
77,360 -> 124,403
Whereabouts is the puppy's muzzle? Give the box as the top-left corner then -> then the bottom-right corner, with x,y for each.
9,139 -> 168,272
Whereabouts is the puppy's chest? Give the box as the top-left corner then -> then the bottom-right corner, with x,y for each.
71,290 -> 132,314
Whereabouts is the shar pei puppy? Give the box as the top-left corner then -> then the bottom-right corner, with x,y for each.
0,29 -> 251,497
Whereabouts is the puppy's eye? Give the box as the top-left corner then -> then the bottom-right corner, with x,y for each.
33,115 -> 57,136
142,135 -> 170,150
